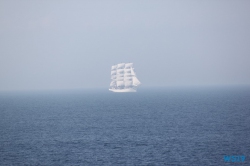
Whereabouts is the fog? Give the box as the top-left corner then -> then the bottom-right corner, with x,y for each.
1,0 -> 250,91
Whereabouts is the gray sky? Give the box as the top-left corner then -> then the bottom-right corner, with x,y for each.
1,0 -> 250,91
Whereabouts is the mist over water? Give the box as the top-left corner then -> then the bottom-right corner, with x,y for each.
1,87 -> 250,165
1,1 -> 250,91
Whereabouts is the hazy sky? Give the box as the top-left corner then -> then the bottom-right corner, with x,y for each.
1,0 -> 250,91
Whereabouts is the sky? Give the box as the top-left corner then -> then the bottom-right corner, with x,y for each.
0,0 -> 250,91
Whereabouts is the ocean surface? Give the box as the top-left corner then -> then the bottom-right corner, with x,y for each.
0,87 -> 250,165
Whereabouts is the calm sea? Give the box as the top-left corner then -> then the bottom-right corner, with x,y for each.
0,87 -> 250,165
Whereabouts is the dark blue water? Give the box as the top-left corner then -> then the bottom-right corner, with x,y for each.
1,87 -> 250,165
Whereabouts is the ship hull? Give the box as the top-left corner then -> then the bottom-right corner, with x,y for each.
109,88 -> 136,92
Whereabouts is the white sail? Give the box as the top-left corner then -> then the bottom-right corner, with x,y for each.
116,74 -> 124,77
117,69 -> 124,74
125,80 -> 133,87
124,74 -> 132,77
117,81 -> 124,87
125,74 -> 133,77
124,68 -> 131,73
111,65 -> 117,70
117,63 -> 125,69
111,75 -> 117,80
131,68 -> 136,76
110,81 -> 116,86
133,77 -> 141,86
109,63 -> 141,92
125,63 -> 133,69
124,77 -> 132,81
111,70 -> 116,75
116,77 -> 124,81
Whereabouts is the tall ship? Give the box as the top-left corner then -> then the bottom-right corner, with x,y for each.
109,63 -> 141,92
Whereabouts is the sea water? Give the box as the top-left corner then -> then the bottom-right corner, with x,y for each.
0,87 -> 250,165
